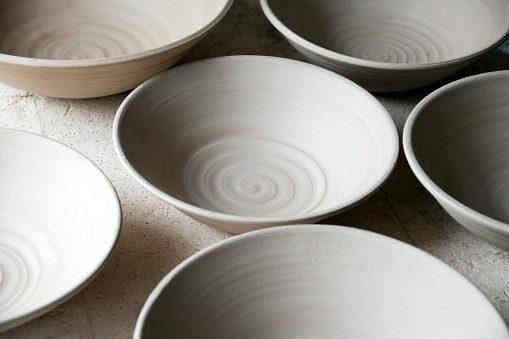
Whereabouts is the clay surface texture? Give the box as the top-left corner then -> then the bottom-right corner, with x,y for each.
0,0 -> 233,98
0,129 -> 121,332
261,0 -> 509,91
135,225 -> 509,338
113,56 -> 399,233
404,71 -> 509,250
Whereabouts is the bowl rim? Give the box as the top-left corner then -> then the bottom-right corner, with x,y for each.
0,0 -> 233,68
0,128 -> 122,332
403,70 -> 509,237
112,55 -> 399,229
260,0 -> 509,70
133,224 -> 507,338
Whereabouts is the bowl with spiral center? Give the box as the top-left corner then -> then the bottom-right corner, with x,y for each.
113,56 -> 399,233
404,70 -> 509,251
0,128 -> 121,332
0,0 -> 233,98
260,0 -> 509,92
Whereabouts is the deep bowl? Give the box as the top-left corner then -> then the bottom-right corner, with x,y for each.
0,0 -> 233,98
0,128 -> 121,332
404,71 -> 509,251
113,56 -> 399,233
134,224 -> 508,338
260,0 -> 509,92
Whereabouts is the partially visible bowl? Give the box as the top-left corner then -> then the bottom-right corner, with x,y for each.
0,0 -> 233,98
404,71 -> 509,251
134,224 -> 509,338
260,0 -> 509,92
0,128 -> 121,332
113,55 -> 399,234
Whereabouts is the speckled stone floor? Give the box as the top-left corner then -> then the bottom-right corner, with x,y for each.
1,1 -> 509,337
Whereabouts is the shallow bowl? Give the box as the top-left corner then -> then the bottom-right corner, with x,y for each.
113,56 -> 399,233
0,129 -> 121,332
404,71 -> 509,251
0,0 -> 233,98
134,224 -> 508,338
260,0 -> 509,92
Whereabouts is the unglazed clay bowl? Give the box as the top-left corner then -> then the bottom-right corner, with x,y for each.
134,225 -> 508,338
0,0 -> 233,98
260,0 -> 509,92
113,56 -> 399,234
404,71 -> 509,251
0,129 -> 121,332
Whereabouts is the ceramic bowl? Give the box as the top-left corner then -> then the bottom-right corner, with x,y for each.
134,224 -> 508,338
0,128 -> 121,332
0,0 -> 233,98
260,0 -> 509,92
404,71 -> 509,251
113,56 -> 399,234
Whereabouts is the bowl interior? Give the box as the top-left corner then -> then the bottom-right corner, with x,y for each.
135,225 -> 507,338
0,0 -> 230,60
115,56 -> 398,221
0,129 -> 120,329
265,0 -> 509,64
407,71 -> 509,224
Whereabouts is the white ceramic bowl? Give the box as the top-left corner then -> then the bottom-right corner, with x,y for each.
404,71 -> 509,251
113,56 -> 398,234
260,0 -> 509,92
0,129 -> 121,332
134,224 -> 508,338
0,0 -> 233,98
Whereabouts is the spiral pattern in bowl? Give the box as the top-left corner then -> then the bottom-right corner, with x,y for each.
184,138 -> 328,217
322,15 -> 456,64
0,0 -> 208,60
0,0 -> 233,98
261,0 -> 509,91
0,233 -> 37,315
0,129 -> 121,332
264,0 -> 509,64
114,56 -> 398,233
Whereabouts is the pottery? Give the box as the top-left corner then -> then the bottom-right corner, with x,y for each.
113,56 -> 399,233
0,0 -> 233,98
134,224 -> 508,338
0,128 -> 121,332
404,71 -> 509,251
260,0 -> 509,92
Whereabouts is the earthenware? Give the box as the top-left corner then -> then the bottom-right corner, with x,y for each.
134,225 -> 509,338
404,71 -> 509,251
260,0 -> 509,92
0,128 -> 121,332
0,0 -> 233,98
113,56 -> 399,233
